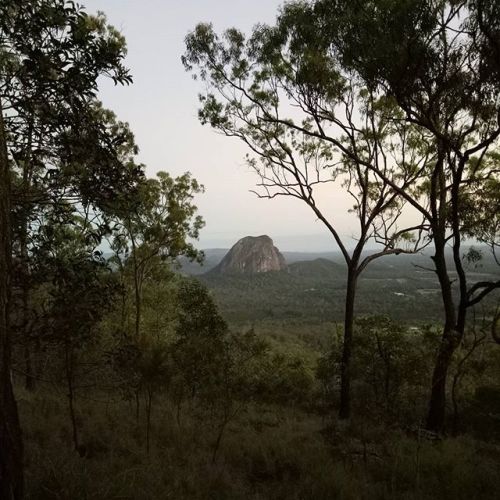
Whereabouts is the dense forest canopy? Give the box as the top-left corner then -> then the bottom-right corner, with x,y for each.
0,1 -> 499,498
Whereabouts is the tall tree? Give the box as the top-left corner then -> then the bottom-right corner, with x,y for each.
0,1 -> 137,496
10,102 -> 140,391
183,21 -> 430,419
291,0 -> 500,431
112,171 -> 204,341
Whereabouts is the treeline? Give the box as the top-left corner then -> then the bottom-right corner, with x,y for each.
200,256 -> 499,324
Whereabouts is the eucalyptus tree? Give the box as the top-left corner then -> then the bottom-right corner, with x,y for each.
10,102 -> 140,393
293,0 -> 500,431
0,1 -> 139,496
111,171 -> 205,341
183,22 -> 430,419
249,0 -> 500,431
34,216 -> 120,454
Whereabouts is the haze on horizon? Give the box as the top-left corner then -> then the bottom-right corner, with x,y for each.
82,0 -> 403,252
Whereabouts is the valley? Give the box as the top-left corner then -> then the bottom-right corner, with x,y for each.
180,244 -> 500,325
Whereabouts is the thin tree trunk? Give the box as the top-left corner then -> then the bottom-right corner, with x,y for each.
20,228 -> 34,392
212,416 -> 229,464
451,331 -> 485,435
135,387 -> 141,425
23,343 -> 34,392
120,271 -> 127,336
339,267 -> 358,420
134,289 -> 141,340
0,101 -> 24,499
20,119 -> 34,392
145,387 -> 153,455
128,228 -> 142,341
64,340 -> 79,453
20,252 -> 34,392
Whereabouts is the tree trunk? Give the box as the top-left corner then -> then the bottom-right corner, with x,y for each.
20,119 -> 34,392
134,275 -> 141,340
128,228 -> 142,341
135,387 -> 141,425
426,332 -> 456,432
64,339 -> 79,453
23,343 -> 34,392
426,238 -> 458,432
145,387 -> 153,455
0,102 -> 24,499
21,221 -> 34,392
339,267 -> 358,420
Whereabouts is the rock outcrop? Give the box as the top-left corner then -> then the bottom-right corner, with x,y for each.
212,235 -> 287,274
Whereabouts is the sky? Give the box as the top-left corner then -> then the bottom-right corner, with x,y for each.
82,0 -> 379,251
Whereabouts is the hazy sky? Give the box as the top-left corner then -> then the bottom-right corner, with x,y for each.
82,0 -> 374,251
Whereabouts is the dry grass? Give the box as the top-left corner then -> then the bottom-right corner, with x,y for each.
17,386 -> 500,500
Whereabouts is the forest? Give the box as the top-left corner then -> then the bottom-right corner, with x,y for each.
0,1 -> 499,499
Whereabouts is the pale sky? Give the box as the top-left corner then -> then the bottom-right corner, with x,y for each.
82,0 -> 391,251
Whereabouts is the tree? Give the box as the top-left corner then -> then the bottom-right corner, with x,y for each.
0,1 -> 136,495
172,279 -> 267,463
38,219 -> 119,454
10,102 -> 140,392
183,20 -> 430,419
300,0 -> 500,431
188,0 -> 500,431
111,171 -> 205,341
353,316 -> 432,420
0,81 -> 22,500
172,278 -> 228,399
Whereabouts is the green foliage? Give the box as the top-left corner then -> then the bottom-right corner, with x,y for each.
172,279 -> 229,399
113,171 -> 204,263
183,11 -> 429,256
3,1 -> 500,497
352,316 -> 434,420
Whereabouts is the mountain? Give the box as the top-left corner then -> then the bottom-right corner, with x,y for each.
211,235 -> 287,275
178,244 -> 500,277
177,249 -> 345,275
288,258 -> 346,279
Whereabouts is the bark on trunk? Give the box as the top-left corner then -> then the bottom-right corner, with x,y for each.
64,340 -> 79,453
20,119 -> 34,392
145,387 -> 152,455
339,267 -> 357,420
129,231 -> 142,342
426,238 -> 458,432
21,221 -> 34,392
20,211 -> 34,392
426,332 -> 456,432
23,344 -> 34,392
0,102 -> 24,499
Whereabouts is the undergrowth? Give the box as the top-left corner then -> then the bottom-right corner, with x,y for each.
18,388 -> 500,500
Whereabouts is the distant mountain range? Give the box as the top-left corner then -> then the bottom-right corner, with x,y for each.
178,244 -> 500,277
173,238 -> 499,324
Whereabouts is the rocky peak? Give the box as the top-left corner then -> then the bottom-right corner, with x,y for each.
212,235 -> 287,274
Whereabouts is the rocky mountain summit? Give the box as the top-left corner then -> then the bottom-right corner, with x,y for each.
211,235 -> 287,274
